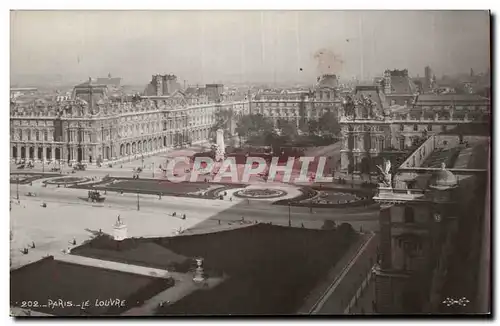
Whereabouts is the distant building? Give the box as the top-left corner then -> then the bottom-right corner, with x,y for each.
381,69 -> 417,105
338,68 -> 490,173
10,88 -> 38,100
143,74 -> 181,96
206,84 -> 224,103
10,74 -> 249,165
96,73 -> 121,90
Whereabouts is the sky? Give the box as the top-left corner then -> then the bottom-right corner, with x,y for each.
10,10 -> 491,86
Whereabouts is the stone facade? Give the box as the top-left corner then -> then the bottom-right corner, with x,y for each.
339,85 -> 490,173
10,81 -> 249,165
250,86 -> 342,128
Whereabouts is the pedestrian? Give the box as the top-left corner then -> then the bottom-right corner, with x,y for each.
218,219 -> 221,225
31,241 -> 35,249
230,197 -> 232,202
301,223 -> 305,228
72,238 -> 77,245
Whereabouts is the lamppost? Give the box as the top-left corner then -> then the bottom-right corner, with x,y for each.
152,162 -> 155,178
16,176 -> 19,200
288,203 -> 291,227
101,125 -> 104,165
42,137 -> 45,173
137,192 -> 140,211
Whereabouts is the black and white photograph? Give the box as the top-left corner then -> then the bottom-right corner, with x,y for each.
8,9 -> 492,317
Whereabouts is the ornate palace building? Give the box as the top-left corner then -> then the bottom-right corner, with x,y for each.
250,74 -> 342,128
338,69 -> 490,173
372,134 -> 489,313
10,75 -> 249,166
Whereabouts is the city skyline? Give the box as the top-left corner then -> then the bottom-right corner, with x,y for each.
11,10 -> 490,85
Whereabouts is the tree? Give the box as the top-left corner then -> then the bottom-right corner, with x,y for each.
210,108 -> 234,142
277,118 -> 298,140
318,111 -> 340,136
307,120 -> 320,136
235,114 -> 274,142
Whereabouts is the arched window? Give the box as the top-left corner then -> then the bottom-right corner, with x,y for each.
404,206 -> 415,223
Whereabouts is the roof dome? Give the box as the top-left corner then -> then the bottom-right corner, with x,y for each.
428,163 -> 458,190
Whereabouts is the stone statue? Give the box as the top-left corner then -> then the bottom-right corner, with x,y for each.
376,158 -> 392,187
215,129 -> 225,162
193,258 -> 205,283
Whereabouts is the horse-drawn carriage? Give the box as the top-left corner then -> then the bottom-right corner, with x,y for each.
88,190 -> 106,203
73,162 -> 87,171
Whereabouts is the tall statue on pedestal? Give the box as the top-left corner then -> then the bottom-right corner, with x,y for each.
215,129 -> 226,162
376,159 -> 392,188
193,258 -> 205,283
113,215 -> 127,241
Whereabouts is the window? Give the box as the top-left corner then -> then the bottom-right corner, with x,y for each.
404,207 -> 415,223
400,124 -> 404,131
19,130 -> 22,140
27,130 -> 31,141
36,130 -> 40,141
44,131 -> 48,141
441,125 -> 446,132
399,138 -> 405,150
413,125 -> 418,131
427,124 -> 432,131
